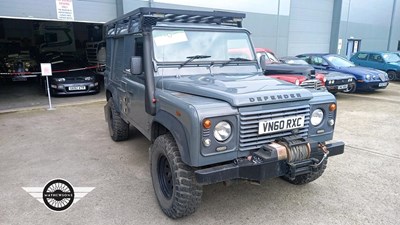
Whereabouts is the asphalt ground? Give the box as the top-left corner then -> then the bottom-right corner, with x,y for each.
0,82 -> 399,225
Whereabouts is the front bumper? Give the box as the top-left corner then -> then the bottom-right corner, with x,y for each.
195,140 -> 344,185
325,82 -> 353,92
51,82 -> 100,95
357,80 -> 389,91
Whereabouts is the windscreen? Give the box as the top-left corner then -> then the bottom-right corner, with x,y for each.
382,53 -> 400,63
152,29 -> 255,62
326,55 -> 355,67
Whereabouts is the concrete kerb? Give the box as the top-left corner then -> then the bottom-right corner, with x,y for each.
0,98 -> 106,115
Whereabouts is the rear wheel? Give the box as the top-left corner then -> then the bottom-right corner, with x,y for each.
107,98 -> 129,141
150,134 -> 203,218
387,71 -> 397,81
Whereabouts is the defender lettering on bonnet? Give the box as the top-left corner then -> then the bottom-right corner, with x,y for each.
249,93 -> 302,103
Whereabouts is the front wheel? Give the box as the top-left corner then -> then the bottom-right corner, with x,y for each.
282,159 -> 328,185
150,134 -> 203,219
387,71 -> 397,81
343,80 -> 356,93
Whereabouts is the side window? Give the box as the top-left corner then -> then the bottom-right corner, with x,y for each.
111,37 -> 124,81
124,35 -> 135,71
106,39 -> 113,69
369,54 -> 383,62
298,56 -> 311,64
135,37 -> 144,58
311,56 -> 324,66
356,53 -> 368,60
124,35 -> 144,77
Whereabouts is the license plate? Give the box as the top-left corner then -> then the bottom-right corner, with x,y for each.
379,82 -> 388,87
68,86 -> 86,91
338,84 -> 348,90
12,76 -> 27,81
258,115 -> 305,135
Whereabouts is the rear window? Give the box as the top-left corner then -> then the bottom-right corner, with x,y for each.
356,53 -> 368,60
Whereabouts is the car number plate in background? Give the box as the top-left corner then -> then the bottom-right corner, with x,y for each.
338,84 -> 348,89
379,82 -> 388,87
258,115 -> 305,135
69,86 -> 86,91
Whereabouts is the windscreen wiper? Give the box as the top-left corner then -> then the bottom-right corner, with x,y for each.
179,55 -> 211,69
221,57 -> 251,67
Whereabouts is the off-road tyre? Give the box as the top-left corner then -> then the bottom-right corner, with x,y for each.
282,159 -> 328,185
150,133 -> 203,219
387,71 -> 397,81
107,98 -> 129,141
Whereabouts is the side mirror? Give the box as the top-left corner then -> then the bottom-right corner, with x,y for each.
321,62 -> 329,67
310,69 -> 316,78
259,55 -> 267,70
130,56 -> 142,75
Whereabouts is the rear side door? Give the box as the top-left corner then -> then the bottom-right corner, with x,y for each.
367,53 -> 386,71
352,52 -> 369,67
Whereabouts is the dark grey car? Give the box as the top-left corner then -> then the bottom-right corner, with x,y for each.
104,7 -> 344,219
280,56 -> 356,94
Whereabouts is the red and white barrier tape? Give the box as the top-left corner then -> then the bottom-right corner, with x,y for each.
0,65 -> 104,76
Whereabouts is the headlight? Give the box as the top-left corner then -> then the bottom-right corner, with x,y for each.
383,73 -> 389,80
311,109 -> 324,126
84,76 -> 94,81
24,62 -> 30,67
348,78 -> 353,82
214,121 -> 232,142
54,78 -> 65,82
365,74 -> 371,80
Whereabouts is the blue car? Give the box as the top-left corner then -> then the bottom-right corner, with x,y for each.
350,51 -> 400,81
296,53 -> 389,92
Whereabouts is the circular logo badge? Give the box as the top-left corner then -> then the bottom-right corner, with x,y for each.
42,179 -> 74,211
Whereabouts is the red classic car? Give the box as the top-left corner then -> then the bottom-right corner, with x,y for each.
255,48 -> 325,87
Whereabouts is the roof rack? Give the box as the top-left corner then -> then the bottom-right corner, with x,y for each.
105,7 -> 245,37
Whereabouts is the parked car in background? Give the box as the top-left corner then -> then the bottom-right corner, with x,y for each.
41,53 -> 100,96
254,48 -> 324,88
280,56 -> 356,94
350,51 -> 400,81
297,53 -> 389,92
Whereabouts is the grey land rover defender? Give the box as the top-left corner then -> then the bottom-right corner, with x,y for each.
104,7 -> 345,219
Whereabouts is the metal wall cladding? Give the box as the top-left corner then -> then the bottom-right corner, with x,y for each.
0,0 -> 116,23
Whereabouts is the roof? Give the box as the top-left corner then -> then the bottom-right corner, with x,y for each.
255,48 -> 274,53
296,53 -> 331,57
355,51 -> 396,54
105,7 -> 245,28
279,56 -> 301,60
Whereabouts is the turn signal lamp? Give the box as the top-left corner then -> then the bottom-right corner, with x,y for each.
203,119 -> 212,129
329,103 -> 337,112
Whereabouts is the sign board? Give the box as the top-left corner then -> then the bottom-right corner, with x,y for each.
338,39 -> 342,50
41,63 -> 53,76
56,0 -> 75,21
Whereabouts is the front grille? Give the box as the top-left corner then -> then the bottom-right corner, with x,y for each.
65,77 -> 86,82
300,79 -> 324,90
327,79 -> 348,85
239,105 -> 310,151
